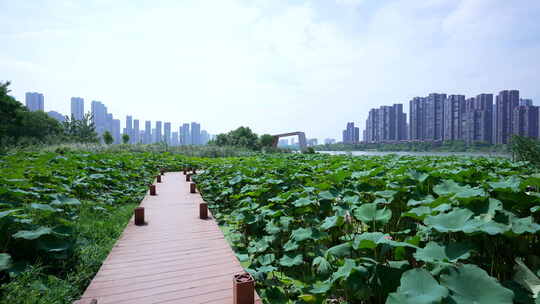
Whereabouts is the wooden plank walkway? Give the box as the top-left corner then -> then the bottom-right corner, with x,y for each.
74,172 -> 261,304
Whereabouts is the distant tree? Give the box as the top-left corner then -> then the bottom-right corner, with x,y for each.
122,133 -> 130,144
259,134 -> 274,148
211,126 -> 260,150
103,131 -> 113,145
62,113 -> 99,143
1,81 -> 63,146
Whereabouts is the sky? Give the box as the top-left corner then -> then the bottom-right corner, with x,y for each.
1,0 -> 539,141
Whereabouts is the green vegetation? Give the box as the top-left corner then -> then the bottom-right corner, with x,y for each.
1,82 -> 99,151
122,134 -> 130,144
211,126 -> 276,151
0,150 -> 195,303
0,82 -> 64,149
317,140 -> 509,153
102,131 -> 113,145
194,153 -> 540,303
511,135 -> 540,168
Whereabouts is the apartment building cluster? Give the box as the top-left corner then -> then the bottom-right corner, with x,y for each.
25,93 -> 211,145
355,89 -> 536,145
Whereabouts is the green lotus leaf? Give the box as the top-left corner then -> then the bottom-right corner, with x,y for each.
30,203 -> 58,212
0,253 -> 12,272
331,258 -> 357,281
0,209 -> 18,219
248,239 -> 269,254
37,238 -> 72,253
513,258 -> 540,298
283,239 -> 299,252
413,241 -> 471,263
353,232 -> 417,250
386,268 -> 448,304
434,180 -> 486,201
50,195 -> 81,206
265,221 -> 281,235
352,170 -> 372,178
291,227 -> 313,242
403,206 -> 432,220
258,254 -> 275,266
229,175 -> 243,185
353,203 -> 392,224
235,253 -> 249,262
319,191 -> 336,200
257,265 -> 277,273
310,279 -> 333,294
375,190 -> 398,199
408,170 -> 429,183
424,208 -> 474,232
279,216 -> 293,230
312,256 -> 332,275
407,195 -> 435,207
440,264 -> 514,304
293,197 -> 315,207
279,253 -> 303,267
511,216 -> 540,234
342,195 -> 360,205
320,215 -> 344,231
488,176 -> 521,192
326,242 -> 352,258
13,226 -> 52,240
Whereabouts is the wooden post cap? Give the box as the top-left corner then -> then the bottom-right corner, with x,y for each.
149,184 -> 156,196
190,182 -> 196,193
199,203 -> 208,219
134,207 -> 145,226
233,272 -> 255,304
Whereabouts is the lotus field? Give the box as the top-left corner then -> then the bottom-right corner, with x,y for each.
194,154 -> 540,304
0,150 -> 194,302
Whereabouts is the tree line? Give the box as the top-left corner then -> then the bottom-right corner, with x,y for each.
0,82 -> 99,150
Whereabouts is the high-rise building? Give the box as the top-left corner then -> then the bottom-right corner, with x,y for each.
25,92 -> 44,112
171,132 -> 179,146
496,90 -> 520,144
112,119 -> 121,144
180,124 -> 190,145
191,122 -> 201,145
133,119 -> 140,144
47,111 -> 65,122
409,97 -> 425,141
91,101 -> 108,136
155,121 -> 162,143
365,104 -> 406,143
520,99 -> 533,106
70,97 -> 84,120
443,95 -> 465,141
164,122 -> 171,145
200,130 -> 210,145
366,109 -> 380,143
126,116 -> 133,142
425,93 -> 446,141
324,138 -> 336,145
144,121 -> 151,144
513,105 -> 539,139
342,122 -> 359,144
393,104 -> 407,141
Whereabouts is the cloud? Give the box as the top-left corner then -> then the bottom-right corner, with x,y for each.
1,0 -> 539,141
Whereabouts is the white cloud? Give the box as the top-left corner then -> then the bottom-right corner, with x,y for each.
0,0 -> 539,141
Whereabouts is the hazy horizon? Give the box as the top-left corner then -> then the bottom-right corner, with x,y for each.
1,0 -> 539,141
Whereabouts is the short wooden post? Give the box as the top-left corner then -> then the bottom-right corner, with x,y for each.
190,182 -> 196,193
149,184 -> 156,196
156,175 -> 162,183
160,168 -> 165,175
186,174 -> 191,182
134,207 -> 145,226
233,272 -> 255,304
199,203 -> 208,219
183,169 -> 187,175
193,168 -> 197,174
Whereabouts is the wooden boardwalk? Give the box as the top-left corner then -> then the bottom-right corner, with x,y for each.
74,172 -> 261,304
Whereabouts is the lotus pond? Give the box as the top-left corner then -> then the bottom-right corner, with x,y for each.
0,150 -> 195,303
194,154 -> 540,304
